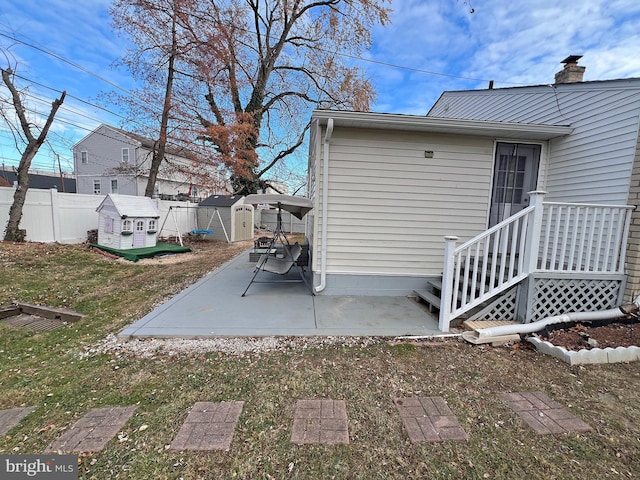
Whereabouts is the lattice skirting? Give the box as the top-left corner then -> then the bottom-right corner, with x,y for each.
468,289 -> 518,322
527,277 -> 623,321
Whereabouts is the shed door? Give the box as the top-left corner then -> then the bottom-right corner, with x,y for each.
489,143 -> 541,227
234,205 -> 253,241
133,219 -> 146,247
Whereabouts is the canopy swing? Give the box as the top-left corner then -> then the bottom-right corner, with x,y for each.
241,194 -> 314,296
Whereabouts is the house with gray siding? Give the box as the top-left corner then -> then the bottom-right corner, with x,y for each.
73,124 -> 221,200
307,58 -> 640,331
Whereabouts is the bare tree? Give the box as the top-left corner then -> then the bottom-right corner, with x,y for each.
186,0 -> 391,194
110,0 -> 391,195
1,64 -> 66,241
110,0 -> 199,198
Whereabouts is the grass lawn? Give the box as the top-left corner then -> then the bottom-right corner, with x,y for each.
0,240 -> 638,479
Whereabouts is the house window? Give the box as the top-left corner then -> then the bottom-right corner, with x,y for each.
147,219 -> 157,233
122,219 -> 132,232
81,151 -> 88,164
104,216 -> 113,234
93,179 -> 101,194
122,148 -> 129,163
111,179 -> 118,194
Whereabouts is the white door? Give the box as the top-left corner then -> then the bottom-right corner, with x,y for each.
489,143 -> 541,227
133,219 -> 146,247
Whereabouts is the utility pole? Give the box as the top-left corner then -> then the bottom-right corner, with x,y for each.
56,154 -> 65,192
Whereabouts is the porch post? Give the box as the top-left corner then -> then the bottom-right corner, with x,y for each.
524,191 -> 546,274
439,235 -> 458,332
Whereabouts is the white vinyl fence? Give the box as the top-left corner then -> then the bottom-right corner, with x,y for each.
255,208 -> 306,234
0,187 -> 199,244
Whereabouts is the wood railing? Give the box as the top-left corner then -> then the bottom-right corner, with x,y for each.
439,192 -> 634,331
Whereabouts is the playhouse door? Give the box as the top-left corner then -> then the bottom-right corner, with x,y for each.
488,142 -> 541,227
133,219 -> 146,247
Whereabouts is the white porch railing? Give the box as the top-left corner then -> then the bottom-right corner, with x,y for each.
539,202 -> 634,273
439,192 -> 634,331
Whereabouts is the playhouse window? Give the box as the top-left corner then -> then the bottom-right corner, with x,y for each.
136,220 -> 145,232
147,219 -> 157,233
104,216 -> 113,234
122,219 -> 133,232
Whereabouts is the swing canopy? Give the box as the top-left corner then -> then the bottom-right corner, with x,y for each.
244,194 -> 313,219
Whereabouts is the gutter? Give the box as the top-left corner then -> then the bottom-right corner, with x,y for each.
315,118 -> 333,293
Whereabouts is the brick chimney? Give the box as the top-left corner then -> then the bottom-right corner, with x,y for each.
554,55 -> 585,84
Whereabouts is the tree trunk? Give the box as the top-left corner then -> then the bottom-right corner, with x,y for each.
1,68 -> 66,241
144,12 -> 177,198
4,151 -> 35,242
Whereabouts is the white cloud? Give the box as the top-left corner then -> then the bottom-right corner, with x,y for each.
367,0 -> 640,112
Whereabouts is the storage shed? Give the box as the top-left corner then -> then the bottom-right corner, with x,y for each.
96,194 -> 160,249
197,195 -> 254,242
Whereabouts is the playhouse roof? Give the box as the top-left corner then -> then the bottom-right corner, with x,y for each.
96,194 -> 160,218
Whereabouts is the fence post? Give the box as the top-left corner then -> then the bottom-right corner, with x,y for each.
524,191 -> 546,274
50,188 -> 61,243
439,235 -> 458,332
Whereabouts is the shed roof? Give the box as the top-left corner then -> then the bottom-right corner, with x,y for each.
96,194 -> 160,218
199,194 -> 244,207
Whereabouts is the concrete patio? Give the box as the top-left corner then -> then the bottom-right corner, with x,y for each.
118,250 -> 442,339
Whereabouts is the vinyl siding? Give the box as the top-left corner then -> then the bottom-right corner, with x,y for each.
429,79 -> 640,205
312,127 -> 495,275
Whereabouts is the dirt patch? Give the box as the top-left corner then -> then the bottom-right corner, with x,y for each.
542,321 -> 640,350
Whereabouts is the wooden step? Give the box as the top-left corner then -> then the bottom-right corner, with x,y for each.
462,319 -> 517,331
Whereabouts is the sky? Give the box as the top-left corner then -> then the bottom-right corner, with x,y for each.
1,0 -> 640,178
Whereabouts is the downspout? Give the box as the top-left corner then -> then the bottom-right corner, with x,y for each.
315,118 -> 333,293
474,295 -> 640,340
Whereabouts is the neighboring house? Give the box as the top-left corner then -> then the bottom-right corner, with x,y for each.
96,194 -> 160,250
307,57 -> 640,331
197,194 -> 253,242
0,168 -> 76,192
73,124 -> 223,200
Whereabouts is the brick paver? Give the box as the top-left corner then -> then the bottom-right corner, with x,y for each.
45,406 -> 137,453
0,406 -> 36,436
170,401 -> 244,451
291,399 -> 349,445
499,392 -> 592,435
394,397 -> 469,443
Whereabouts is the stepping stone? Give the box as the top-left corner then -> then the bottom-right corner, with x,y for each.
170,401 -> 244,451
45,406 -> 137,453
394,397 -> 469,442
291,399 -> 349,445
0,406 -> 36,436
499,391 -> 592,435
